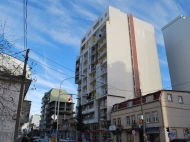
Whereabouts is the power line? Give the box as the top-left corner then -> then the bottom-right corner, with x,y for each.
30,49 -> 75,72
28,57 -> 73,78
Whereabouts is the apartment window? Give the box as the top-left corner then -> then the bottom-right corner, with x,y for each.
152,112 -> 158,122
131,115 -> 135,123
167,94 -> 172,101
126,101 -> 132,108
178,96 -> 183,103
117,118 -> 121,126
113,119 -> 116,126
126,116 -> 130,125
114,105 -> 118,111
146,95 -> 153,103
146,113 -> 151,123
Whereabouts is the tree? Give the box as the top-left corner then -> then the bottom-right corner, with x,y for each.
75,104 -> 86,132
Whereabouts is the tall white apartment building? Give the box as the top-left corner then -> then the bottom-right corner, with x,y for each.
75,6 -> 162,140
162,15 -> 190,91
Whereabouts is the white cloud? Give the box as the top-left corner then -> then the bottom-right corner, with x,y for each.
159,59 -> 168,65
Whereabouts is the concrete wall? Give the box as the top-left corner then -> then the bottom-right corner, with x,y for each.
0,79 -> 27,142
133,17 -> 162,95
162,15 -> 190,91
106,6 -> 134,98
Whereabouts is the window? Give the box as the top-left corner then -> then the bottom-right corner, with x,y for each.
178,96 -> 183,103
167,94 -> 172,101
146,113 -> 151,123
131,115 -> 135,124
126,101 -> 132,108
152,112 -> 158,122
114,105 -> 118,110
113,119 -> 116,126
117,118 -> 121,126
146,95 -> 153,102
126,116 -> 130,125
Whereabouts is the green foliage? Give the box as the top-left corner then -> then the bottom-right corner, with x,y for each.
75,104 -> 86,132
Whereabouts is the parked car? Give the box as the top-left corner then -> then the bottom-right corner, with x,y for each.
59,139 -> 76,142
170,139 -> 190,142
32,136 -> 41,142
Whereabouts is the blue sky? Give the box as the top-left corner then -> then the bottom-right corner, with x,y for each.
1,0 -> 190,116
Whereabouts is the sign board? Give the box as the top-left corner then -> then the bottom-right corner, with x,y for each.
51,114 -> 57,120
168,132 -> 173,138
50,130 -> 56,136
132,130 -> 136,135
109,125 -> 116,131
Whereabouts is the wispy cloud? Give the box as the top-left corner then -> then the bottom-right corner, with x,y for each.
159,59 -> 168,65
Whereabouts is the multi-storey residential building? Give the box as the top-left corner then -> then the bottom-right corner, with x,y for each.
111,90 -> 190,142
29,114 -> 41,129
75,6 -> 162,141
162,15 -> 190,92
40,88 -> 74,138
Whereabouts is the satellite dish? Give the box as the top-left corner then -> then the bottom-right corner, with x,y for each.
51,114 -> 57,121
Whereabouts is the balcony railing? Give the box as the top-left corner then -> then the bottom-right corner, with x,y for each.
98,50 -> 106,59
98,40 -> 106,50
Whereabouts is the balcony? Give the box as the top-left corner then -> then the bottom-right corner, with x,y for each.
90,77 -> 96,84
100,103 -> 107,109
98,40 -> 106,51
116,125 -> 124,130
82,106 -> 94,114
101,68 -> 107,76
91,58 -> 96,64
100,115 -> 107,121
98,31 -> 106,43
89,67 -> 96,75
98,49 -> 107,60
91,48 -> 96,56
77,85 -> 81,91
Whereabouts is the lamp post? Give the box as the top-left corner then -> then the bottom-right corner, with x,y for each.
54,75 -> 84,142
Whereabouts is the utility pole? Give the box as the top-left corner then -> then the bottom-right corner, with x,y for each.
140,89 -> 147,142
13,49 -> 30,142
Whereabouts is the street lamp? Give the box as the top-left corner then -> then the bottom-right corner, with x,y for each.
54,75 -> 85,142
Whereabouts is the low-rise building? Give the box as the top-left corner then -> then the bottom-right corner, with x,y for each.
110,90 -> 190,142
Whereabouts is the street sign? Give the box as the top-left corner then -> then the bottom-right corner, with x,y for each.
168,132 -> 172,138
50,130 -> 56,136
51,114 -> 57,120
132,130 -> 136,135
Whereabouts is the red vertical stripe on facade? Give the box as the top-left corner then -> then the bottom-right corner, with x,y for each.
128,14 -> 140,97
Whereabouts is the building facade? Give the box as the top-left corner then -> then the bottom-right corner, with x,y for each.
111,90 -> 190,142
75,6 -> 162,141
39,88 -> 74,138
0,53 -> 31,142
29,114 -> 41,129
162,15 -> 190,91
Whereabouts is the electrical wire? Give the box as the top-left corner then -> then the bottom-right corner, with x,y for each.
30,49 -> 75,72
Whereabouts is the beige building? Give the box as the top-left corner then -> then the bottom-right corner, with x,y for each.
75,6 -> 162,141
111,90 -> 190,142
